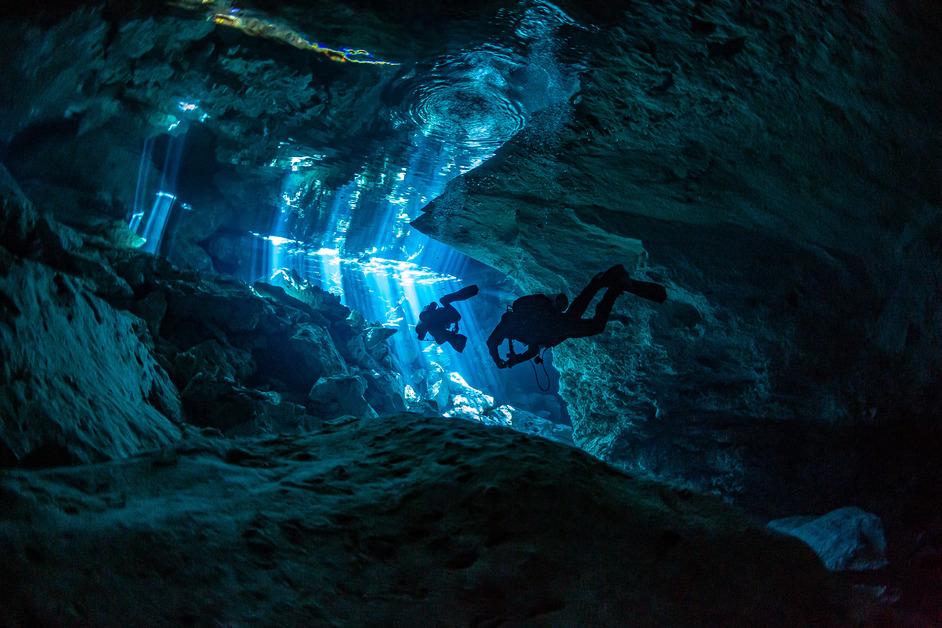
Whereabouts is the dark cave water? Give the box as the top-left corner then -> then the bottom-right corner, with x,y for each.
127,0 -> 582,422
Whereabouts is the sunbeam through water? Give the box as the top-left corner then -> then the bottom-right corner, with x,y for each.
238,1 -> 583,421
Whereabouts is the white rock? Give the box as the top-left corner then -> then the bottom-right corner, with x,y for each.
768,506 -> 888,572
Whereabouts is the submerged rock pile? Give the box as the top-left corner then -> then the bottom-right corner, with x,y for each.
0,170 -> 403,465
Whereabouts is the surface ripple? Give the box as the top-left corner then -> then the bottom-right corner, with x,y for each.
397,45 -> 528,154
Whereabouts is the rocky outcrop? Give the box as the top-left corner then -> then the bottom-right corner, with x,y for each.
407,367 -> 574,446
0,172 -> 405,461
414,1 -> 942,503
0,256 -> 182,467
769,507 -> 889,573
0,414 -> 860,626
101,244 -> 406,433
308,374 -> 376,419
0,174 -> 181,466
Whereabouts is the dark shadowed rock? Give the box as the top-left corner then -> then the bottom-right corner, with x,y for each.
0,415 -> 861,626
257,323 -> 349,394
181,375 -> 304,433
308,374 -> 376,419
172,339 -> 255,385
0,259 -> 181,466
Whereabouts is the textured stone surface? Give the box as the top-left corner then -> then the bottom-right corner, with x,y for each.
414,0 -> 942,499
769,507 -> 889,573
0,414 -> 857,626
0,182 -> 181,466
0,0 -> 940,619
308,374 -> 376,419
0,257 -> 181,466
0,181 -> 404,446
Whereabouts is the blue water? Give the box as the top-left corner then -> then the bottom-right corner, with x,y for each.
132,0 -> 582,421
258,4 -> 580,419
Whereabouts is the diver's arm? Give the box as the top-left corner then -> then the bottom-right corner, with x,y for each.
507,344 -> 540,368
487,323 -> 509,368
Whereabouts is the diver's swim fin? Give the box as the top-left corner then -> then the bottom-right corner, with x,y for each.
439,284 -> 479,307
627,280 -> 668,303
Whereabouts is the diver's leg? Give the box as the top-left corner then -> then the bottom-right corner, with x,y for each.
446,333 -> 468,353
624,279 -> 668,303
565,287 -> 620,339
566,265 -> 634,317
591,286 -> 621,325
440,284 -> 479,306
566,274 -> 607,318
597,265 -> 667,303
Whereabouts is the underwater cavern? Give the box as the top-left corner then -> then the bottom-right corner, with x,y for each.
0,0 -> 940,624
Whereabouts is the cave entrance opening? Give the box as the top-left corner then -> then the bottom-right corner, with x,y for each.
124,0 -> 584,425
246,135 -> 571,424
237,0 -> 583,425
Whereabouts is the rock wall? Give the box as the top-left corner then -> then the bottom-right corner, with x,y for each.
413,0 -> 942,508
0,168 -> 404,466
0,178 -> 180,467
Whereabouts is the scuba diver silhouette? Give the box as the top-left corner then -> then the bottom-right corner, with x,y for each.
416,284 -> 480,352
487,265 -> 667,368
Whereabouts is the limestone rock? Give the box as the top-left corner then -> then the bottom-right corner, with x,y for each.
163,276 -> 270,335
0,415 -> 856,626
360,368 -> 407,414
181,375 -> 302,433
172,340 -> 255,387
308,374 -> 376,419
442,371 -> 494,422
257,323 -> 348,394
769,507 -> 889,572
0,258 -> 181,466
490,404 -> 574,446
266,270 -> 350,322
437,372 -> 574,445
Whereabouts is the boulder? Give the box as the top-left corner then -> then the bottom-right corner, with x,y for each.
360,369 -> 407,414
0,258 -> 181,466
308,374 -> 376,419
257,323 -> 348,394
491,405 -> 574,446
163,276 -> 271,336
172,339 -> 255,386
442,371 -> 494,422
266,270 -> 349,322
768,507 -> 889,572
181,374 -> 301,433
